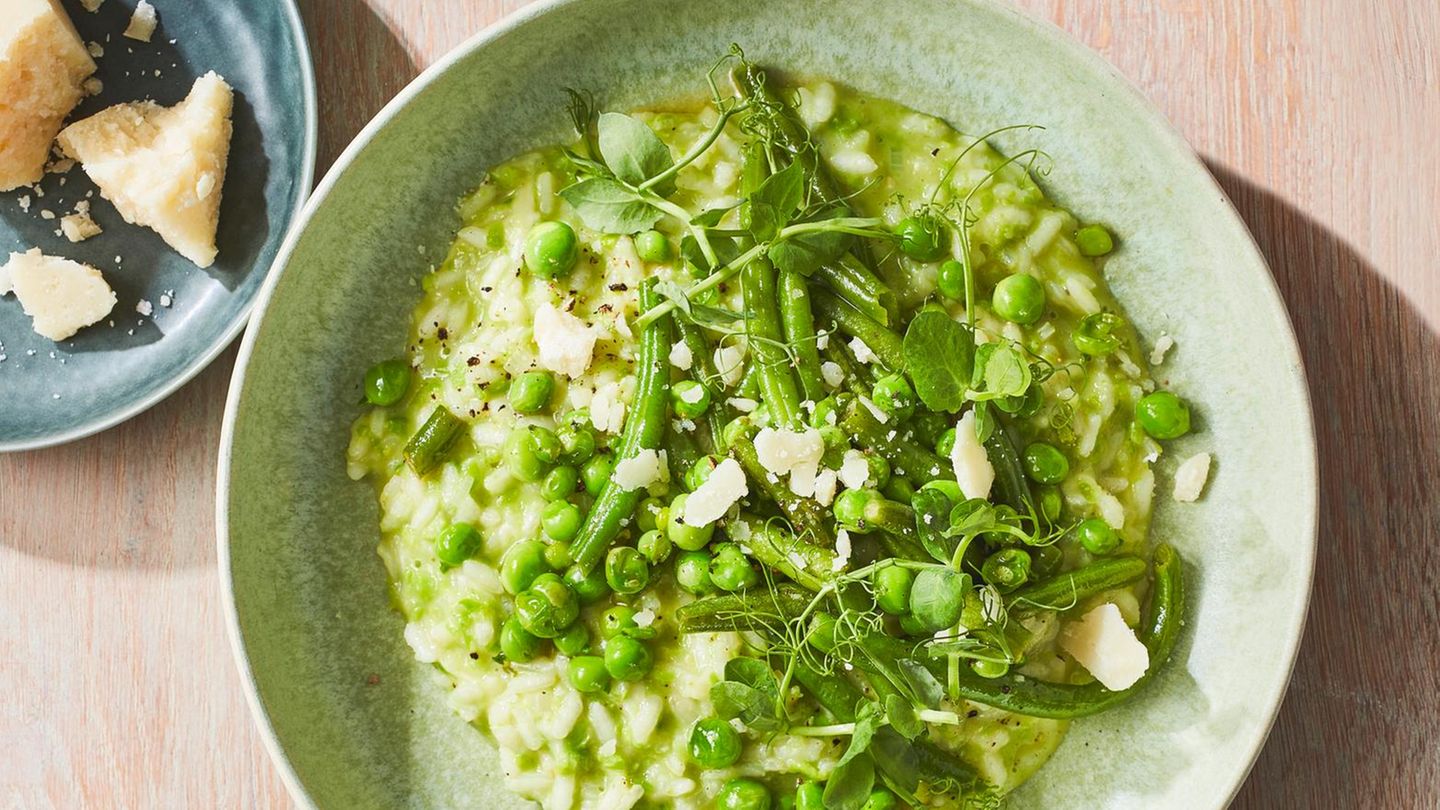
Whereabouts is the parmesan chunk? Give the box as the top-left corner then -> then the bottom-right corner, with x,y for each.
58,72 -> 234,267
612,449 -> 665,492
754,427 -> 825,497
589,381 -> 626,434
950,410 -> 995,500
668,339 -> 692,370
532,303 -> 596,378
820,360 -> 844,389
4,248 -> 115,340
0,0 -> 97,190
837,449 -> 870,490
682,458 -> 747,527
122,0 -> 158,42
714,343 -> 745,386
1172,452 -> 1212,502
1059,603 -> 1150,691
60,200 -> 101,241
849,336 -> 878,364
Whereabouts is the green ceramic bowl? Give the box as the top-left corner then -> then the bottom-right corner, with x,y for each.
219,1 -> 1316,807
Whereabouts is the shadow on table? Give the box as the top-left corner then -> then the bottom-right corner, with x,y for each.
1208,162 -> 1440,808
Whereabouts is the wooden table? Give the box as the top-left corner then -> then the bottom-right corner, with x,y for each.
3,1 -> 1435,806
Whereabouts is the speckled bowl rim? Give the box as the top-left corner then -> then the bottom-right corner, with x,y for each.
217,1 -> 1317,806
0,0 -> 318,453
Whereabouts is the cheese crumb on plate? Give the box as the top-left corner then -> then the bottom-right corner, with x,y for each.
2,249 -> 116,341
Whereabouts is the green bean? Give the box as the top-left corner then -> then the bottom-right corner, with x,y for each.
676,585 -> 813,633
812,289 -> 905,371
731,63 -> 838,203
815,253 -> 898,327
403,406 -> 465,475
731,431 -> 835,547
821,339 -> 882,391
744,258 -> 804,427
779,270 -> 828,403
983,421 -> 1034,512
841,401 -> 952,482
736,517 -> 835,592
676,317 -> 731,450
568,280 -> 672,573
1005,556 -> 1148,616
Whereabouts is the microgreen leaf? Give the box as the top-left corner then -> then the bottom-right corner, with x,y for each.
840,700 -> 884,766
560,178 -> 662,234
967,343 -> 1032,401
896,658 -> 946,709
902,311 -> 975,412
971,400 -> 996,443
691,206 -> 734,227
742,161 -> 805,242
912,488 -> 958,563
654,280 -> 694,318
596,112 -> 674,192
883,695 -> 924,740
766,204 -> 853,276
681,232 -> 741,274
822,753 -> 875,810
710,658 -> 784,731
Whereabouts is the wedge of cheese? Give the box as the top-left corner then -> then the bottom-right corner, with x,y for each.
3,249 -> 116,341
0,0 -> 97,191
58,71 -> 234,267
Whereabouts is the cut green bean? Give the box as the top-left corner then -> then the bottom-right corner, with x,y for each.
779,270 -> 828,403
813,289 -> 905,371
403,406 -> 465,475
731,428 -> 835,547
736,517 -> 835,592
568,280 -> 672,574
676,317 -> 731,450
676,585 -> 813,633
744,258 -> 804,427
815,253 -> 898,327
841,400 -> 953,482
1005,556 -> 1148,616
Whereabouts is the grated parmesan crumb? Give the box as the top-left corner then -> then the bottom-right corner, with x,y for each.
124,1 -> 159,41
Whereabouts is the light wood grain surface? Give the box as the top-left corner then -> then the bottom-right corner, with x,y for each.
2,1 -> 1436,807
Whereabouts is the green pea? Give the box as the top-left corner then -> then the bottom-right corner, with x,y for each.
506,426 -> 560,482
1036,485 -> 1064,524
861,788 -> 898,810
499,616 -> 542,662
542,501 -> 583,542
895,215 -> 948,262
637,497 -> 669,533
1030,543 -> 1064,578
567,655 -> 610,693
581,454 -> 614,496
937,259 -> 965,300
717,778 -> 772,810
564,565 -> 610,605
874,565 -> 914,615
523,221 -> 579,278
541,465 -> 580,501
671,380 -> 712,418
981,548 -> 1032,593
675,550 -> 715,594
558,422 -> 597,464
991,273 -> 1046,324
508,370 -> 554,414
684,455 -> 721,492
605,546 -> 651,595
935,427 -> 957,457
809,394 -> 851,429
1075,517 -> 1121,555
871,374 -> 917,421
1022,442 -> 1070,484
554,622 -> 590,656
1135,391 -> 1191,439
832,488 -> 875,529
603,635 -> 653,681
1074,224 -> 1115,257
500,540 -> 552,594
1073,312 -> 1125,356
709,544 -> 759,592
667,495 -> 715,550
434,522 -> 483,569
637,529 -> 672,565
599,604 -> 656,639
688,717 -> 742,768
635,229 -> 673,263
363,358 -> 411,406
794,781 -> 824,810
514,573 -> 578,638
543,541 -> 572,570
972,658 -> 1010,679
909,568 -> 965,631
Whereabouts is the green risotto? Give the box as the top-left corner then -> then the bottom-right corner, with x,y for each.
347,54 -> 1196,810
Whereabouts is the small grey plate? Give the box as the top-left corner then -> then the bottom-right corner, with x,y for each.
0,0 -> 316,451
